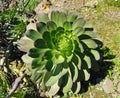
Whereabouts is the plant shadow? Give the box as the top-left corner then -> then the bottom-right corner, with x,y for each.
80,47 -> 116,93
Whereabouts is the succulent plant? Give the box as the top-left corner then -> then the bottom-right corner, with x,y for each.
17,11 -> 102,96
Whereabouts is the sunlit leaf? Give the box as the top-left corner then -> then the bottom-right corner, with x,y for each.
67,12 -> 78,22
63,21 -> 72,31
72,18 -> 86,30
81,39 -> 97,49
38,13 -> 49,23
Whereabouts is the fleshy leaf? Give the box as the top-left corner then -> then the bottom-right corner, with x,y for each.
83,70 -> 90,81
62,73 -> 73,93
56,11 -> 67,27
34,39 -> 47,48
91,50 -> 100,60
81,39 -> 97,49
60,66 -> 69,76
71,82 -> 81,94
29,48 -> 42,58
31,68 -> 43,82
45,60 -> 53,71
84,31 -> 96,38
29,48 -> 50,58
52,53 -> 65,65
17,36 -> 34,52
73,27 -> 84,36
84,55 -> 91,69
45,64 -> 62,86
67,12 -> 78,22
31,57 -> 46,69
51,11 -> 67,27
63,21 -> 72,31
43,31 -> 53,48
36,22 -> 47,33
74,40 -> 84,53
44,50 -> 53,61
69,62 -> 78,82
78,70 -> 90,81
22,54 -> 33,65
84,22 -> 93,31
72,54 -> 81,70
47,81 -> 60,96
72,18 -> 86,30
38,13 -> 49,23
46,21 -> 57,32
25,29 -> 42,41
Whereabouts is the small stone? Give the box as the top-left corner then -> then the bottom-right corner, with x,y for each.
102,78 -> 114,94
117,82 -> 120,93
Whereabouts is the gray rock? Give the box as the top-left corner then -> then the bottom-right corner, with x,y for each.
102,78 -> 114,94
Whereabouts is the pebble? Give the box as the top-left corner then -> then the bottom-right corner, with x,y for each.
102,78 -> 114,94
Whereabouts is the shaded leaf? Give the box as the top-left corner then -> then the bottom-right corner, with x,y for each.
31,57 -> 46,69
34,39 -> 47,48
36,22 -> 47,33
78,70 -> 90,81
45,60 -> 53,71
69,62 -> 78,82
28,48 -> 42,58
71,82 -> 81,94
29,48 -> 50,58
91,57 -> 100,72
72,53 -> 81,70
63,21 -> 72,31
74,40 -> 84,53
42,31 -> 53,48
25,29 -> 42,41
46,21 -> 57,32
45,64 -> 62,86
62,73 -> 73,93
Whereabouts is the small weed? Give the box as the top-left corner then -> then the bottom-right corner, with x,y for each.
104,0 -> 120,7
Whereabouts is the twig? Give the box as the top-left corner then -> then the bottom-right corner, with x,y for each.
5,74 -> 26,98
